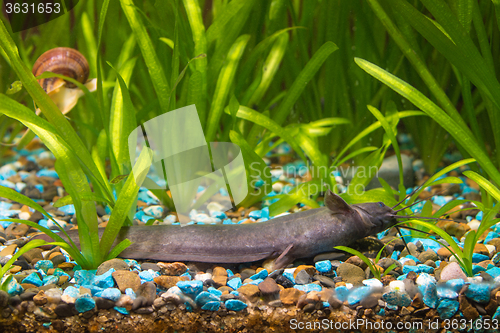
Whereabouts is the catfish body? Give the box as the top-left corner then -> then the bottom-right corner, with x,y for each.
38,191 -> 399,267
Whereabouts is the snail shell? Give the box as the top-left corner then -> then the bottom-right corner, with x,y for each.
32,47 -> 90,93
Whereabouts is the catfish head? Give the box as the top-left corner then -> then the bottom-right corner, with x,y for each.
324,190 -> 398,236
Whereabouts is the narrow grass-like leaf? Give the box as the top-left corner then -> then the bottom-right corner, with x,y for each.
99,147 -> 152,260
205,35 -> 250,142
273,42 -> 338,125
355,58 -> 500,185
463,171 -> 500,202
120,0 -> 170,112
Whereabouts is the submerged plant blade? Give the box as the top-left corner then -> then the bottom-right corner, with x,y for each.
99,147 -> 153,261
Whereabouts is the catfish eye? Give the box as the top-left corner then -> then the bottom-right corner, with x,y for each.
378,202 -> 384,207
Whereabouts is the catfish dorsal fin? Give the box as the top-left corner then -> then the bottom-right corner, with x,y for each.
325,190 -> 354,214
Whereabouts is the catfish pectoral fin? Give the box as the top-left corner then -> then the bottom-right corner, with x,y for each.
272,244 -> 294,270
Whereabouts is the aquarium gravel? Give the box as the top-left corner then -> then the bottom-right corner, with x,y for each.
0,140 -> 499,333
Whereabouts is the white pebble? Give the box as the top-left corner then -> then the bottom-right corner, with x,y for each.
18,212 -> 31,220
388,280 -> 405,292
335,176 -> 343,185
467,276 -> 482,283
486,244 -> 496,255
272,182 -> 283,193
467,219 -> 481,231
194,273 -> 212,282
270,169 -> 283,178
206,202 -> 224,213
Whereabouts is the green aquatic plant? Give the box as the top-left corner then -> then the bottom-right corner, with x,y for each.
358,0 -> 500,188
0,239 -> 47,293
0,146 -> 151,269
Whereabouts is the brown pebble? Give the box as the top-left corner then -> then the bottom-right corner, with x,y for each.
22,248 -> 44,263
293,265 -> 316,279
280,288 -> 305,305
8,266 -> 21,274
33,290 -> 47,306
112,271 -> 141,292
157,262 -> 188,276
0,244 -> 17,257
258,278 -> 280,296
212,275 -> 227,287
474,244 -> 490,256
5,223 -> 29,237
212,266 -> 227,277
237,284 -> 260,303
153,276 -> 183,289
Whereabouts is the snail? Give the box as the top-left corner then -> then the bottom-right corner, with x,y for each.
32,47 -> 97,115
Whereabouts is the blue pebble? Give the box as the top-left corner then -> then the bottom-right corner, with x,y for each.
93,268 -> 115,288
125,288 -> 136,300
5,277 -> 23,296
207,287 -> 222,298
391,250 -> 400,260
225,299 -> 247,311
227,277 -> 242,290
58,204 -> 75,215
294,283 -> 322,293
230,291 -> 239,297
347,286 -> 372,306
485,231 -> 499,244
378,308 -> 386,316
383,290 -> 411,307
249,269 -> 268,280
417,264 -> 434,274
36,169 -> 59,179
472,253 -> 489,263
114,306 -> 129,315
222,219 -> 234,225
138,270 -> 154,282
42,275 -> 59,286
465,284 -> 490,304
143,205 -> 164,218
201,301 -> 221,311
437,299 -> 459,319
63,286 -> 79,298
437,285 -> 458,300
423,284 -> 438,308
34,260 -> 53,273
405,255 -> 420,263
315,260 -> 332,273
22,272 -> 43,287
74,270 -> 96,286
75,295 -> 95,313
248,278 -> 264,286
494,306 -> 500,320
210,211 -> 227,219
486,267 -> 500,279
248,210 -> 262,219
402,265 -> 421,274
283,271 -> 295,284
472,265 -> 486,274
177,280 -> 203,296
179,272 -> 191,280
101,288 -> 122,302
335,286 -> 349,302
34,184 -> 44,193
227,269 -> 234,277
42,322 -> 51,328
195,291 -> 220,306
476,211 -> 483,221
